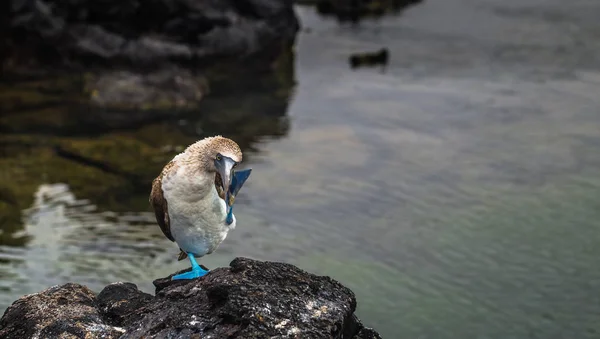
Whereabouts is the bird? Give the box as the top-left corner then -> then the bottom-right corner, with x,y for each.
150,136 -> 252,280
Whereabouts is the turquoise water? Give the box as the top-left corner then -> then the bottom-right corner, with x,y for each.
2,1 -> 600,338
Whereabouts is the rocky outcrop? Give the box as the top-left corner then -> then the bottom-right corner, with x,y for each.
301,0 -> 423,23
2,0 -> 299,109
0,257 -> 381,339
4,0 -> 299,70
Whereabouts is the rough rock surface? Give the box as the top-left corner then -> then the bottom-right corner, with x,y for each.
0,257 -> 382,339
4,0 -> 299,69
2,0 -> 299,109
0,283 -> 126,339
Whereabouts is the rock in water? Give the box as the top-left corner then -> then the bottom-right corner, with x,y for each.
4,0 -> 299,70
0,258 -> 382,339
2,0 -> 299,110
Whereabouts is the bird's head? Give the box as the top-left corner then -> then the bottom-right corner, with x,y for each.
192,136 -> 250,213
200,136 -> 242,198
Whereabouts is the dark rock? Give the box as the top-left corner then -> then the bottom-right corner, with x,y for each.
0,258 -> 381,339
0,283 -> 125,338
4,0 -> 300,70
5,0 -> 299,67
349,48 -> 389,69
2,0 -> 299,109
308,0 -> 423,23
354,326 -> 384,339
96,282 -> 154,327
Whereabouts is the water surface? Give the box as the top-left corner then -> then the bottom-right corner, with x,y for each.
2,0 -> 600,338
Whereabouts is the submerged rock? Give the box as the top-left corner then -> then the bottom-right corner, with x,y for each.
85,69 -> 209,110
0,257 -> 381,339
349,48 -> 389,69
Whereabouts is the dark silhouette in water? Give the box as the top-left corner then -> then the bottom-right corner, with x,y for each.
315,0 -> 423,23
349,48 -> 389,69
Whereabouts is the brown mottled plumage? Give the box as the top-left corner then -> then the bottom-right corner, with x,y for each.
149,136 -> 243,261
150,160 -> 175,242
183,136 -> 242,167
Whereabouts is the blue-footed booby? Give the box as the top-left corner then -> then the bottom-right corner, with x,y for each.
150,136 -> 252,280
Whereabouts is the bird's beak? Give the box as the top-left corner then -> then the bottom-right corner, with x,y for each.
215,156 -> 237,204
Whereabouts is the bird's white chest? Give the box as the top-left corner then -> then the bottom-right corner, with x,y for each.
161,166 -> 235,257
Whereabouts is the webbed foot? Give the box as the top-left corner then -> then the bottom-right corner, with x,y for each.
172,266 -> 208,280
171,253 -> 208,280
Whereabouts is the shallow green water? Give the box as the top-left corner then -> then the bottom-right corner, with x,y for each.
2,1 -> 600,338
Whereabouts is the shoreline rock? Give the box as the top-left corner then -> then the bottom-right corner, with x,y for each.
0,257 -> 382,339
2,0 -> 300,109
299,0 -> 423,23
4,0 -> 299,71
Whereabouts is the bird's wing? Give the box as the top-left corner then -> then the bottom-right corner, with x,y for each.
150,166 -> 174,242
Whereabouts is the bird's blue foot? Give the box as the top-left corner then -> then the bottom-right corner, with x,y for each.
171,253 -> 208,280
171,267 -> 208,280
225,169 -> 252,225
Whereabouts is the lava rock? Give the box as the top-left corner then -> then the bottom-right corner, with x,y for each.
2,0 -> 299,110
96,282 -> 154,328
0,257 -> 381,339
309,0 -> 423,23
0,283 -> 125,339
4,0 -> 300,70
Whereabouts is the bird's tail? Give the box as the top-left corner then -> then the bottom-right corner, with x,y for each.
177,250 -> 188,261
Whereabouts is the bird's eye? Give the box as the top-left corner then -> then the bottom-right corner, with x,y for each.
216,154 -> 222,161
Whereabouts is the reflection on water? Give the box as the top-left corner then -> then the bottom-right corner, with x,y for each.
0,183 -> 172,307
0,62 -> 293,235
0,50 -> 296,312
2,0 -> 600,338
